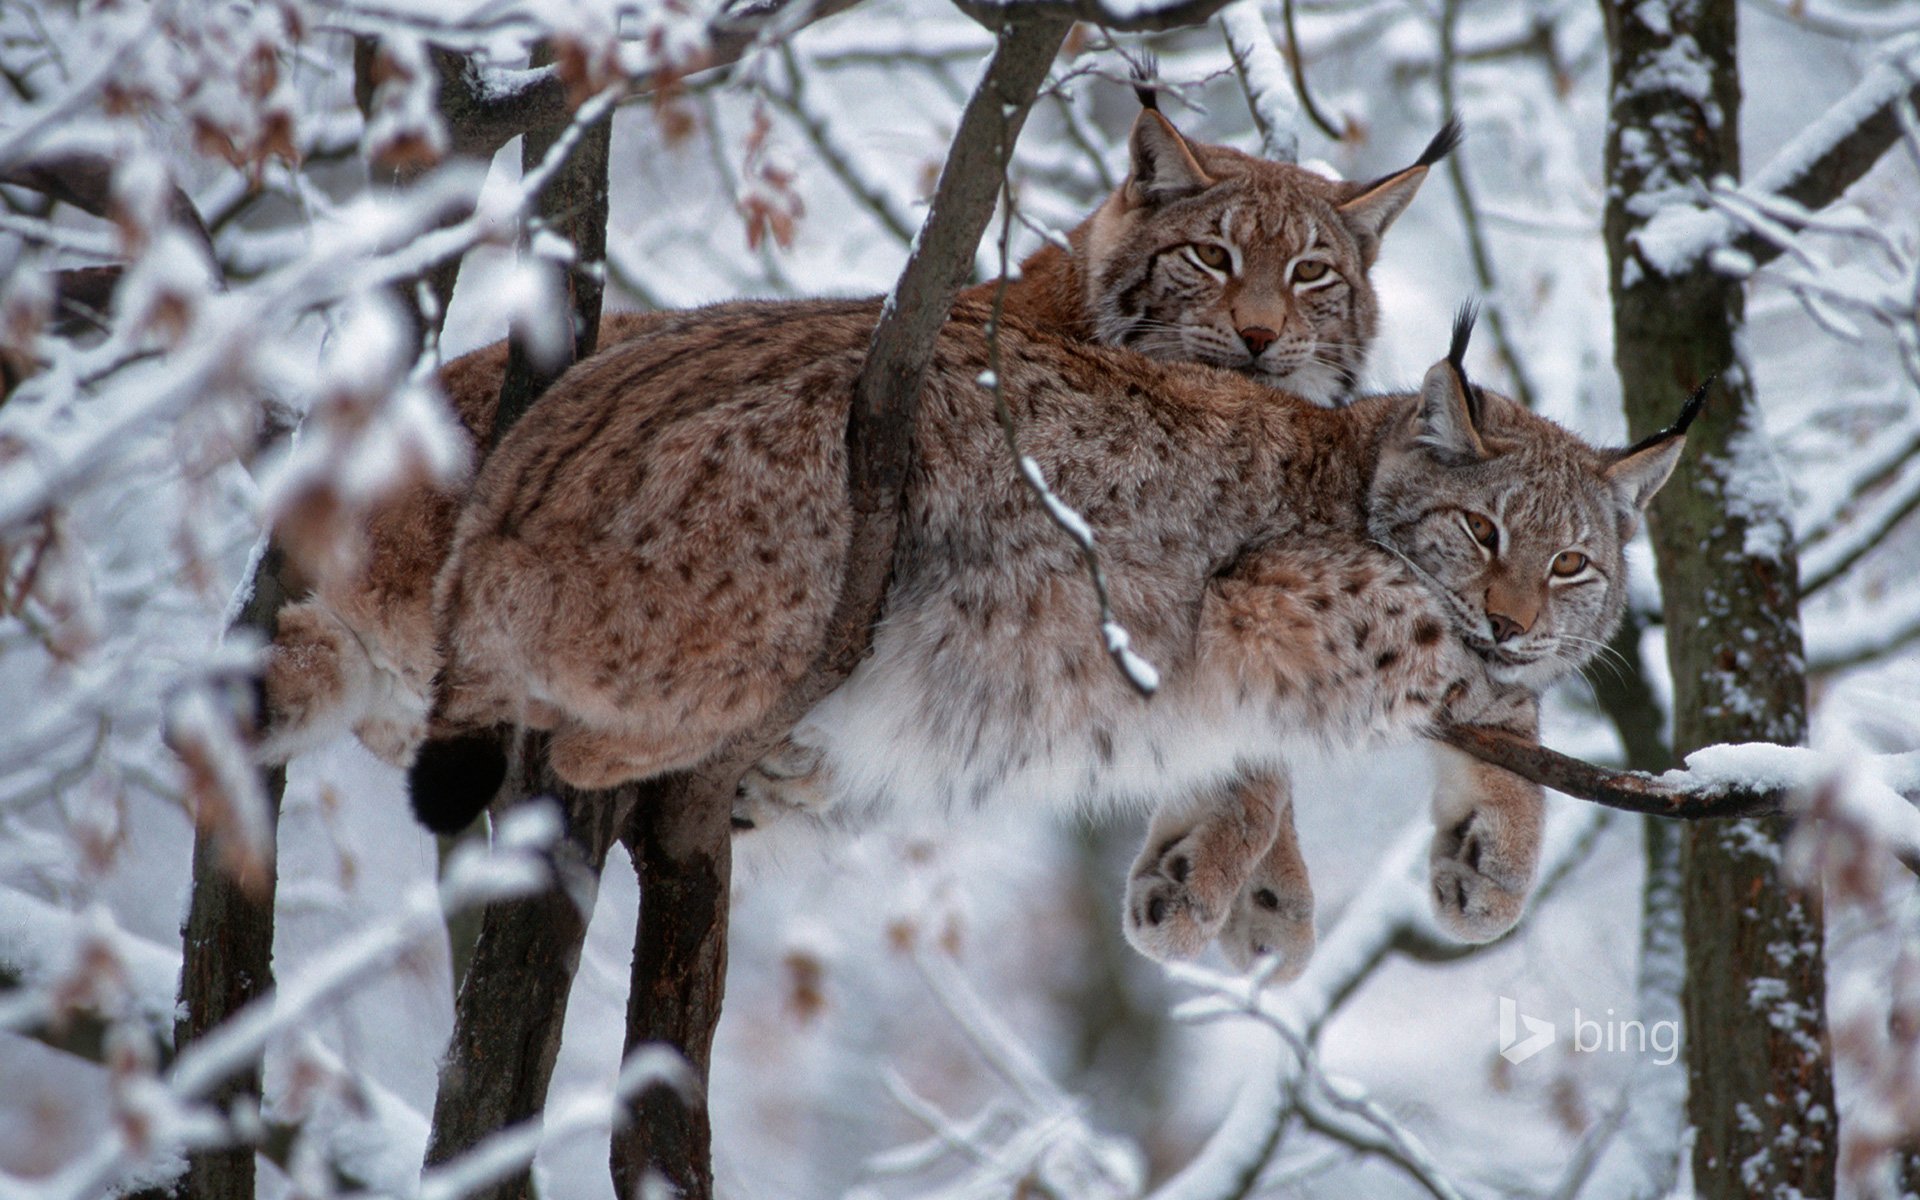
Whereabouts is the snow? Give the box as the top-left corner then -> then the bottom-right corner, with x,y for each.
3,0 -> 1919,1196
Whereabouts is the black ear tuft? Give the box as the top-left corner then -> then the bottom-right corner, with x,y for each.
1131,52 -> 1160,110
409,730 -> 510,834
1448,302 -> 1482,426
1417,116 -> 1465,169
1622,375 -> 1713,456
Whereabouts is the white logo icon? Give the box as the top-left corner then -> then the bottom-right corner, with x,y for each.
1499,996 -> 1555,1064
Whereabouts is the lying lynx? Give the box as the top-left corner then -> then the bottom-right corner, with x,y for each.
415,304 -> 1693,971
255,97 -> 1455,769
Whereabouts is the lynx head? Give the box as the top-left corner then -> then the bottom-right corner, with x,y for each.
1367,309 -> 1700,689
1081,99 -> 1459,406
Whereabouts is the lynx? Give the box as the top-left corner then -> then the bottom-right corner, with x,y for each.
256,94 -> 1455,769
413,303 -> 1693,973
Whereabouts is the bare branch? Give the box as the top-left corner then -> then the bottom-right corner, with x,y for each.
1438,723 -> 1783,819
1436,0 -> 1540,408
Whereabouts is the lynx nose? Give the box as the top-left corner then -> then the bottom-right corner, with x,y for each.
1239,326 -> 1279,355
1487,611 -> 1527,643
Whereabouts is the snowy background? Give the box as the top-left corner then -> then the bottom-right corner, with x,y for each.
2,0 -> 1918,1196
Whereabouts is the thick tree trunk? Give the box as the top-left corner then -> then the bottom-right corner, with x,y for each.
424,742 -> 630,1200
609,773 -> 734,1197
1601,2 -> 1837,1197
604,20 -> 1072,1196
423,77 -> 617,1194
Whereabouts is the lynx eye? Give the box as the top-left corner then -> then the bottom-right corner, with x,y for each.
1292,260 -> 1331,285
1551,550 -> 1590,578
1190,243 -> 1232,272
1461,511 -> 1499,552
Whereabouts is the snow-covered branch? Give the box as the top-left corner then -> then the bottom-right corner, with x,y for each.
1219,1 -> 1300,163
1441,724 -> 1920,874
1631,37 -> 1920,278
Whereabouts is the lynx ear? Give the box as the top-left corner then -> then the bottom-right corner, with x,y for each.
1405,304 -> 1487,463
1338,118 -> 1462,265
1604,380 -> 1707,536
1126,109 -> 1213,209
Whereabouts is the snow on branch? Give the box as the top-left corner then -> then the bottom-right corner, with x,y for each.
1219,0 -> 1300,163
0,805 -> 562,1200
1165,960 -> 1467,1200
1149,804 -> 1608,1200
1631,38 -> 1920,278
1439,724 -> 1920,875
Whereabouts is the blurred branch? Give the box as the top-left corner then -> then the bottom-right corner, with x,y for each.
1280,0 -> 1345,141
0,151 -> 219,266
1169,961 -> 1467,1200
492,52 -> 614,444
1435,0 -> 1540,408
1799,451 -> 1920,594
1807,588 -> 1920,674
430,0 -> 867,162
767,43 -> 919,247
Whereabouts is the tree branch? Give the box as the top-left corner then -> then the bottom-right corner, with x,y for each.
1438,723 -> 1775,819
1439,723 -> 1920,876
433,0 -> 867,162
606,18 -> 1073,1198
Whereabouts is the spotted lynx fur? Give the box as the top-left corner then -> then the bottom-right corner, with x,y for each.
414,303 -> 1692,971
256,98 -> 1453,773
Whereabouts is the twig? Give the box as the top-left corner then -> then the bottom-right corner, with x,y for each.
1280,0 -> 1344,141
767,42 -> 919,246
1435,0 -> 1540,408
982,176 -> 1159,696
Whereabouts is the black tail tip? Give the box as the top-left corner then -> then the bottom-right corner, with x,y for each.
409,731 -> 510,835
1417,115 -> 1465,168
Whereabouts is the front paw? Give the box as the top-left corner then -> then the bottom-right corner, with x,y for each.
1429,812 -> 1531,942
1123,833 -> 1230,962
1218,877 -> 1314,976
732,742 -> 830,833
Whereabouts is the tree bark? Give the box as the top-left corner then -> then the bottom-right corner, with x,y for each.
422,53 -> 617,1195
1601,2 -> 1836,1196
423,741 -> 631,1200
123,544 -> 294,1200
493,43 -> 614,446
605,18 -> 1072,1197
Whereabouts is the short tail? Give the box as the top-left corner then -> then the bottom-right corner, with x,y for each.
408,728 -> 510,834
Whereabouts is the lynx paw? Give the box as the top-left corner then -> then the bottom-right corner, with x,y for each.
1123,832 -> 1231,962
732,741 -> 832,832
1429,811 -> 1530,942
1218,876 -> 1315,976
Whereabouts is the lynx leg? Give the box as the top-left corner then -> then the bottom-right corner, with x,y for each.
732,737 -> 833,831
1124,773 -> 1285,963
1427,741 -> 1543,942
1218,772 -> 1315,975
256,600 -> 379,763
